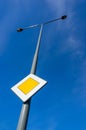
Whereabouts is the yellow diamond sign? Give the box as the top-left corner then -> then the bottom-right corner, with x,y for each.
11,74 -> 47,102
18,78 -> 39,95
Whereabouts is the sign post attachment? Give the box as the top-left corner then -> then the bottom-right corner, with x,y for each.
11,74 -> 47,102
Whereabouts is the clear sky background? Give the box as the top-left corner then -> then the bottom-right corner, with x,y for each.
0,0 -> 86,130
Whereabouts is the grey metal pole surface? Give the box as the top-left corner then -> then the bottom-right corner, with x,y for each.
30,24 -> 43,74
17,24 -> 43,130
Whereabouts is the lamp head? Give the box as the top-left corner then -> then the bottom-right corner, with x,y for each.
17,28 -> 23,32
61,15 -> 67,20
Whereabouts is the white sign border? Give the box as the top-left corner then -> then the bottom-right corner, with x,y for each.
11,74 -> 47,102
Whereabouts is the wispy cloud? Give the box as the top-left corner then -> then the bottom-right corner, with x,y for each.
45,0 -> 86,108
60,35 -> 84,58
71,59 -> 86,106
45,0 -> 80,51
46,0 -> 75,16
39,0 -> 83,62
0,0 -> 31,55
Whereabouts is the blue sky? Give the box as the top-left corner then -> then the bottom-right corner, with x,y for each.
0,0 -> 86,130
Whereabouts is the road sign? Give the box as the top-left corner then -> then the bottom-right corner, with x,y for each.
11,74 -> 47,102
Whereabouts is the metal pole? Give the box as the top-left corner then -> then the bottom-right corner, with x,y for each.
30,24 -> 43,74
17,24 -> 43,130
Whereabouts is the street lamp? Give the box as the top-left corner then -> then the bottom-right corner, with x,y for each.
17,15 -> 67,32
16,15 -> 67,130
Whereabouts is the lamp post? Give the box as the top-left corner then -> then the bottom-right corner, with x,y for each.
16,15 -> 67,130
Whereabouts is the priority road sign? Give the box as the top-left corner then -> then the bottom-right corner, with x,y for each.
11,74 -> 47,102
